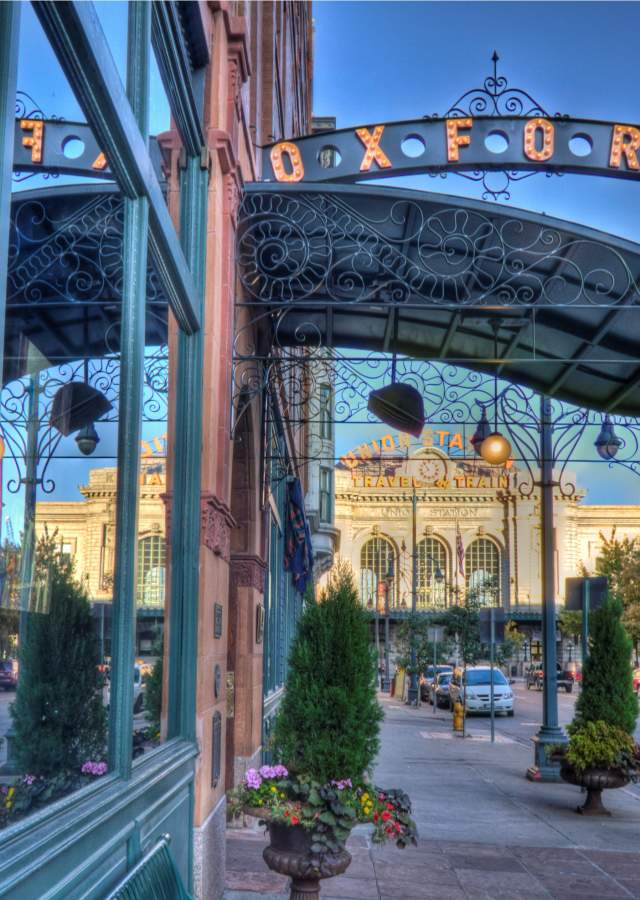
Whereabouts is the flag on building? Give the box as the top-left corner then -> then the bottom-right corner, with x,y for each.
456,524 -> 465,577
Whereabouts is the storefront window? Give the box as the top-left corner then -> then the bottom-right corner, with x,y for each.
417,537 -> 447,609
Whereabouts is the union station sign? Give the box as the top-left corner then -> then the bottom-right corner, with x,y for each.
263,116 -> 640,184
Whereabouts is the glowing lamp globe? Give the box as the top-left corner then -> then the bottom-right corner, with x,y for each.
479,431 -> 511,466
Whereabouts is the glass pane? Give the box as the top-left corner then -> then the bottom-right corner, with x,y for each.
93,1 -> 130,87
0,184 -> 130,818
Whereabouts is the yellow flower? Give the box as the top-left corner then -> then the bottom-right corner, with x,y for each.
361,792 -> 369,802
279,792 -> 285,799
7,788 -> 14,799
270,786 -> 277,793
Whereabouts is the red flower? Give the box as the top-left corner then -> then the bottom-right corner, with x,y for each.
386,803 -> 394,811
373,812 -> 379,823
378,793 -> 386,801
385,826 -> 394,835
381,811 -> 391,822
291,815 -> 300,825
395,821 -> 401,832
284,811 -> 290,817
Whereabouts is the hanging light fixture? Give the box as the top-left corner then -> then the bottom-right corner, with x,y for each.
479,321 -> 511,466
368,353 -> 425,437
75,422 -> 100,456
470,406 -> 491,455
594,414 -> 622,460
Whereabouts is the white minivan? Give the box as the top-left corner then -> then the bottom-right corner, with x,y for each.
448,666 -> 514,716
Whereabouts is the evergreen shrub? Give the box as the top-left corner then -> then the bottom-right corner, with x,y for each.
10,532 -> 106,775
272,563 -> 383,782
574,595 -> 638,735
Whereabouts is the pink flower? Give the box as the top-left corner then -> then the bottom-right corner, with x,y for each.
23,775 -> 36,786
245,768 -> 262,789
81,761 -> 108,777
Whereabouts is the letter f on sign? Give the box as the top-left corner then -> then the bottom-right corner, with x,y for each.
446,118 -> 473,162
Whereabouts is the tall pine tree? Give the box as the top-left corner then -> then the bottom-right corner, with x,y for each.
574,595 -> 638,735
272,564 -> 383,782
11,532 -> 106,775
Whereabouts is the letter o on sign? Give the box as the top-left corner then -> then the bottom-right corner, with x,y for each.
523,117 -> 554,162
270,141 -> 305,182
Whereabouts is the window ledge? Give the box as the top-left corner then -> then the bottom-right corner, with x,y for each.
0,738 -> 197,884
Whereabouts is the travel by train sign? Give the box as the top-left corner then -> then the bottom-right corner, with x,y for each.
262,116 -> 640,184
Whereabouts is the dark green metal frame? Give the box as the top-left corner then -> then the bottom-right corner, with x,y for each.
0,1 -> 208,895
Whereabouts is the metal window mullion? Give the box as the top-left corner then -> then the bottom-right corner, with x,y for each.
108,1 -> 150,779
167,156 -> 206,742
151,0 -> 205,157
0,3 -> 20,377
32,0 -> 200,334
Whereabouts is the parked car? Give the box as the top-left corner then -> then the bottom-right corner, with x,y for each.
0,659 -> 18,691
430,671 -> 453,708
633,667 -> 640,693
420,665 -> 453,702
102,664 -> 145,713
526,663 -> 576,693
448,666 -> 514,716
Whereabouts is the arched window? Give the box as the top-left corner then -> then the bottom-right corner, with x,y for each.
360,537 -> 394,611
417,537 -> 447,609
465,538 -> 500,606
137,535 -> 166,607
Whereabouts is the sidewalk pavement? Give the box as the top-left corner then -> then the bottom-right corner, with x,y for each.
224,695 -> 640,899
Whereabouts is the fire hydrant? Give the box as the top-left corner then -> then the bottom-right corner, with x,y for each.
452,699 -> 465,733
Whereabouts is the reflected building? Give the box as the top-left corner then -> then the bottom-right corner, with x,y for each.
34,455 -> 167,655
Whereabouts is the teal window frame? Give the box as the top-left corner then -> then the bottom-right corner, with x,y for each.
0,0 -> 207,890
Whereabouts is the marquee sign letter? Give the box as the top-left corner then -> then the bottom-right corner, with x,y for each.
523,117 -> 554,161
609,124 -> 640,171
20,118 -> 44,163
270,141 -> 304,181
446,117 -> 473,162
355,126 -> 392,171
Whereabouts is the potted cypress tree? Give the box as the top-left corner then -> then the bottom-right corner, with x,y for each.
228,564 -> 417,899
559,595 -> 640,814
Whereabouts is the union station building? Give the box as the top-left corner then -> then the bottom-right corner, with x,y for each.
334,428 -> 640,659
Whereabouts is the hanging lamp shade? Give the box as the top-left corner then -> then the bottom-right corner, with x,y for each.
367,382 -> 425,437
49,382 -> 113,436
594,413 -> 622,460
470,406 -> 491,455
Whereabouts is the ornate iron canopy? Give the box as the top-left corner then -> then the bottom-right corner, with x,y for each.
237,183 -> 640,415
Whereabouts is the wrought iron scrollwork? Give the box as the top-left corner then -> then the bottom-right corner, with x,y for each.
237,190 -> 640,309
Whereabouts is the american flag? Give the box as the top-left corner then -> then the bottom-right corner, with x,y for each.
456,524 -> 465,576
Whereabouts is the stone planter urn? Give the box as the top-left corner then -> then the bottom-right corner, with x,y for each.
560,764 -> 629,815
247,809 -> 351,900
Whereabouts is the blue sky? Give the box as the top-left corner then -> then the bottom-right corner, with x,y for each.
313,1 -> 640,504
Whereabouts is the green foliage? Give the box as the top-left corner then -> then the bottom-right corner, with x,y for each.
559,609 -> 582,641
595,529 -> 640,653
144,634 -> 164,734
10,532 -> 106,775
565,720 -> 636,774
394,614 -> 448,674
574,596 -> 637,735
444,595 -> 481,665
272,564 -> 383,782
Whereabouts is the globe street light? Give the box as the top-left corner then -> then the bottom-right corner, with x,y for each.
594,414 -> 622,460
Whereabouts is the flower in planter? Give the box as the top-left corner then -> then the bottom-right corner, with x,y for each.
81,760 -> 108,777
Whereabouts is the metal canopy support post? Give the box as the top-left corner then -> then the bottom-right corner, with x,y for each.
408,488 -> 419,706
528,395 -> 566,781
108,2 -> 151,778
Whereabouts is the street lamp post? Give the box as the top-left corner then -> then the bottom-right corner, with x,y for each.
527,396 -> 566,781
408,488 -> 419,706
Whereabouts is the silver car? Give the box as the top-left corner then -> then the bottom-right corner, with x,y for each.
448,666 -> 514,716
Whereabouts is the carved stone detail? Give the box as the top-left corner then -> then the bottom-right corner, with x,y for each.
201,493 -> 235,561
230,554 -> 266,593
